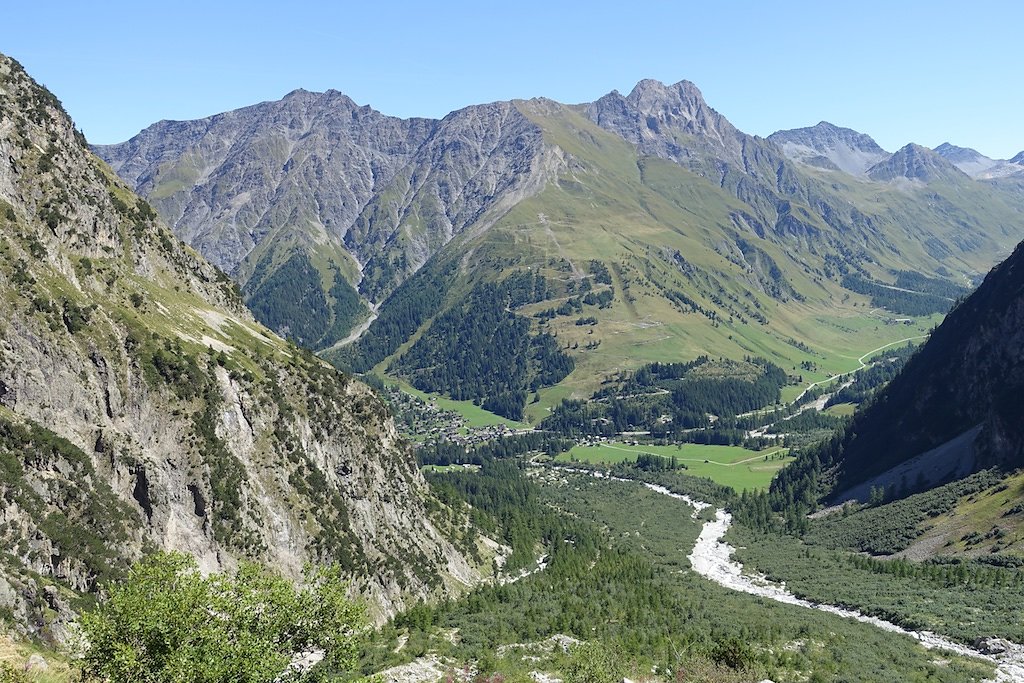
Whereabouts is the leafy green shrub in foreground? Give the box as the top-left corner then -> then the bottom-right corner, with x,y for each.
78,552 -> 367,683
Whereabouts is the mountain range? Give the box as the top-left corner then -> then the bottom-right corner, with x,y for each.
97,77 -> 1024,422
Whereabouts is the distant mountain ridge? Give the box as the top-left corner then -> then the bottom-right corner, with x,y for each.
866,143 -> 969,183
769,125 -> 1024,182
933,142 -> 1024,179
768,121 -> 890,175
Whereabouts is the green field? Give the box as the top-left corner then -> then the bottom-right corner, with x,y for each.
824,402 -> 857,417
421,463 -> 482,473
556,442 -> 792,490
387,378 -> 529,430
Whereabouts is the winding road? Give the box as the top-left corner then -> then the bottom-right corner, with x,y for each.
791,335 -> 928,404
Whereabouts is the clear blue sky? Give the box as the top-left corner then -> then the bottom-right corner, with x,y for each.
5,1 -> 1022,158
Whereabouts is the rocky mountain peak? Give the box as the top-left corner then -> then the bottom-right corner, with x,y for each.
1012,150 -> 1024,164
867,142 -> 969,183
95,88 -> 439,278
768,121 -> 888,175
282,87 -> 314,99
584,76 -> 745,166
623,78 -> 721,130
934,142 -> 987,162
626,78 -> 704,107
933,142 -> 1000,178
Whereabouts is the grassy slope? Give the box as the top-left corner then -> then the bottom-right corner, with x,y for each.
902,470 -> 1024,558
0,636 -> 71,683
454,104 -> 946,420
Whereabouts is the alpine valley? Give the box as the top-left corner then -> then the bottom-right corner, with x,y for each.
3,45 -> 1024,683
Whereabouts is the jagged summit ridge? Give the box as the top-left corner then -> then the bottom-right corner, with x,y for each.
96,89 -> 438,276
584,78 -> 746,166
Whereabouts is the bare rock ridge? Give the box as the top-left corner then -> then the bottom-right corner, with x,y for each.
0,52 -> 480,640
583,79 -> 747,168
933,142 -> 1024,179
933,142 -> 997,175
97,88 -> 437,275
347,100 -> 562,301
769,126 -> 1024,181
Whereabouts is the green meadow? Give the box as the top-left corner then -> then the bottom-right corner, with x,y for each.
387,378 -> 529,430
556,442 -> 792,490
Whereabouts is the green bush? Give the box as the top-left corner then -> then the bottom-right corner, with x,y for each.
78,552 -> 368,683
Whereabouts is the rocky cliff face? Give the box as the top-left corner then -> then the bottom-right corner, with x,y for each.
583,79 -> 749,170
350,101 -> 563,300
96,88 -> 435,276
0,54 -> 481,641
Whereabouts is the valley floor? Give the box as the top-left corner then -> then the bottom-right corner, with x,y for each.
361,468 -> 1003,683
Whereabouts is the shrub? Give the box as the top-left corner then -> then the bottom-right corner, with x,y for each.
78,552 -> 367,683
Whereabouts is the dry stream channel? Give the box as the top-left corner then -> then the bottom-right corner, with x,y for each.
620,477 -> 1024,682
